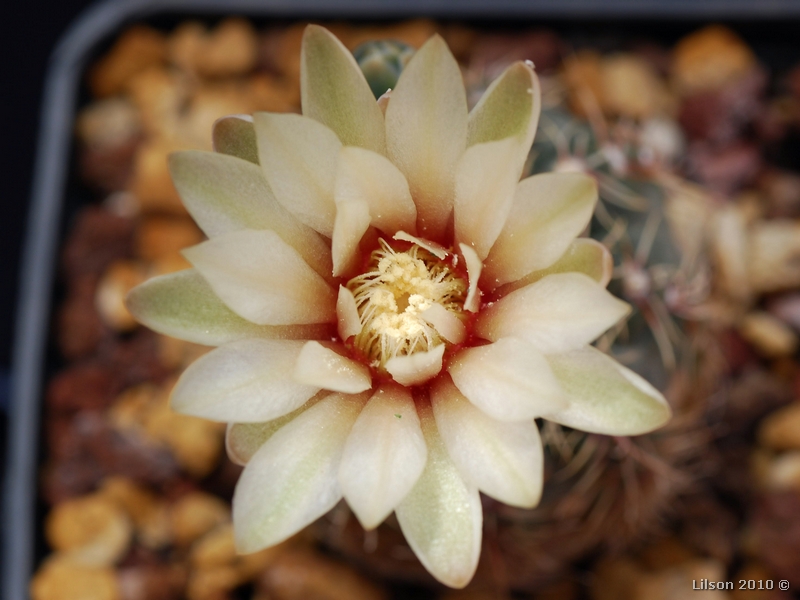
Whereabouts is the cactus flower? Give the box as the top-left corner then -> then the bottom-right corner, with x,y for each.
127,25 -> 671,588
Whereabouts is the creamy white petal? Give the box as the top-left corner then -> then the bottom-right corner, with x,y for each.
126,269 -> 333,346
393,231 -> 447,260
458,243 -> 482,313
431,376 -> 543,508
171,339 -> 319,422
497,238 -> 613,295
385,344 -> 445,386
301,25 -> 385,154
233,391 -> 369,553
183,229 -> 336,326
331,198 -> 371,277
396,403 -> 482,589
254,112 -> 340,236
226,392 -> 329,465
476,273 -> 630,354
212,114 -> 258,164
169,150 -> 332,279
293,341 -> 372,394
335,146 -> 417,235
338,384 -> 427,529
420,303 -> 465,344
484,172 -> 598,287
454,61 -> 541,257
544,346 -> 671,435
336,285 -> 362,341
384,35 -> 467,239
448,337 -> 566,421
454,137 -> 522,259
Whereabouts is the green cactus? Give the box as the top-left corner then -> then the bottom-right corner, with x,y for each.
354,39 -> 415,99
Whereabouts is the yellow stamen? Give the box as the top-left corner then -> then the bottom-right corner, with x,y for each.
347,239 -> 466,369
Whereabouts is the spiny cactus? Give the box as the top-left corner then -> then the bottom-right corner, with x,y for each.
354,39 -> 415,99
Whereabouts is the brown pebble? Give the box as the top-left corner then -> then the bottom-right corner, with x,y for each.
89,26 -> 167,97
61,206 -> 136,278
31,558 -> 121,600
45,493 -> 132,566
257,548 -> 387,600
169,492 -> 230,547
135,217 -> 203,263
758,402 -> 800,451
118,564 -> 187,600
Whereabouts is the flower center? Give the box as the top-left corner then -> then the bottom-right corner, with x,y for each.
346,239 -> 467,370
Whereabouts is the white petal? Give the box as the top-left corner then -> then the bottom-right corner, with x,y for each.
225,392 -> 328,465
393,231 -> 447,260
420,303 -> 465,345
171,339 -> 319,422
338,385 -> 427,529
301,25 -> 385,154
384,35 -> 467,239
293,341 -> 372,394
448,337 -> 566,421
183,229 -> 336,326
484,172 -> 598,287
335,146 -> 417,235
385,344 -> 445,386
454,137 -> 521,259
396,403 -> 482,589
336,285 -> 362,341
458,243 -> 483,313
331,198 -> 371,277
431,376 -> 543,508
169,150 -> 332,279
544,346 -> 672,435
476,273 -> 630,354
233,391 -> 369,552
254,112 -> 340,236
126,269 -> 333,346
497,238 -> 613,295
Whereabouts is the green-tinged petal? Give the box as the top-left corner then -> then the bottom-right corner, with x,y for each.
169,150 -> 332,279
454,137 -> 521,260
476,273 -> 630,354
293,341 -> 372,394
301,25 -> 386,154
395,402 -> 482,589
212,115 -> 258,164
385,344 -> 445,386
233,391 -> 370,552
385,35 -> 467,239
331,198 -> 371,277
484,172 -> 598,288
183,229 -> 336,326
497,238 -> 613,295
171,339 -> 319,422
338,384 -> 427,529
448,337 -> 566,421
468,61 -> 540,149
543,346 -> 671,435
254,112 -> 340,237
431,376 -> 543,508
226,392 -> 329,465
335,146 -> 417,235
126,269 -> 333,346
